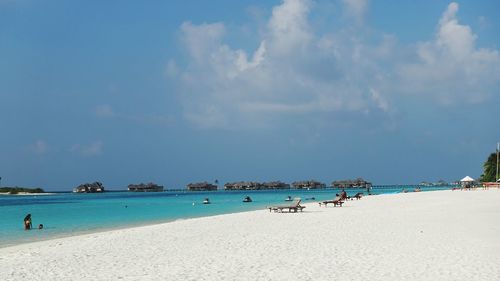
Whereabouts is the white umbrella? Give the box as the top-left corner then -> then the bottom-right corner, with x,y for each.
460,176 -> 475,182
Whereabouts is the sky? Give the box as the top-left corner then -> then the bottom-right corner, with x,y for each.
1,0 -> 499,190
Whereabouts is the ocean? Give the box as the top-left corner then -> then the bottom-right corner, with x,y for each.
0,186 -> 452,247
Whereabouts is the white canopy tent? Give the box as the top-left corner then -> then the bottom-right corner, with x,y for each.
460,176 -> 475,182
460,176 -> 475,188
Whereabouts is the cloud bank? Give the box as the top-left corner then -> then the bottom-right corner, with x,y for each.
398,2 -> 500,105
170,1 -> 500,129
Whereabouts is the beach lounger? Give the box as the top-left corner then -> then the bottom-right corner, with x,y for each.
319,196 -> 344,207
348,192 -> 363,200
268,198 -> 306,213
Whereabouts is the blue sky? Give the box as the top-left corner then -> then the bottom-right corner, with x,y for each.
1,0 -> 499,190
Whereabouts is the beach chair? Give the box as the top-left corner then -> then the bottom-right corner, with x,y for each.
268,198 -> 306,213
319,196 -> 344,207
348,192 -> 363,200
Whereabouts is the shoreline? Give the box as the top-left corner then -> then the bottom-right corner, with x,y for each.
1,189 -> 499,280
0,189 -> 446,249
0,207 -> 269,249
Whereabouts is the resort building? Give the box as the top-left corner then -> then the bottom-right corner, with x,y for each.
224,181 -> 262,190
261,181 -> 290,189
291,180 -> 326,189
331,178 -> 372,189
128,183 -> 164,192
73,182 -> 105,193
186,182 -> 218,191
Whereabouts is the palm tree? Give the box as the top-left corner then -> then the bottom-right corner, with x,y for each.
480,152 -> 497,182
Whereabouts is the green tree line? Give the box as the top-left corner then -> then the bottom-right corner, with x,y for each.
480,151 -> 498,182
0,187 -> 45,194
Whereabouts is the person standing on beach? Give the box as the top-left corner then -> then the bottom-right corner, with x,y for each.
23,214 -> 32,230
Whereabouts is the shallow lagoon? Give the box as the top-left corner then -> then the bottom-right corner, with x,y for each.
0,186 -> 451,247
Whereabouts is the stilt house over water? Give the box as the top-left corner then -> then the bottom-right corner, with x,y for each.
331,178 -> 372,189
186,182 -> 218,191
292,180 -> 326,189
224,181 -> 262,190
261,181 -> 290,189
128,183 -> 164,192
73,182 -> 105,193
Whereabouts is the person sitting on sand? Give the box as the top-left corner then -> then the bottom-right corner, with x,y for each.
340,190 -> 347,200
24,214 -> 32,230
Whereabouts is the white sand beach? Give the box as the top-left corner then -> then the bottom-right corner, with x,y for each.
1,189 -> 499,281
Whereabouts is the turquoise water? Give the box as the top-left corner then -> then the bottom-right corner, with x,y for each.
0,186 -> 452,247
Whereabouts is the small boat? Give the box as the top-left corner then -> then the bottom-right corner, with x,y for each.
284,196 -> 292,201
243,196 -> 252,203
203,198 -> 210,204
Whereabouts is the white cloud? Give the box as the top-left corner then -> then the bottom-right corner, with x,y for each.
172,0 -> 392,129
267,0 -> 312,55
70,141 -> 103,157
93,105 -> 173,126
95,105 -> 115,118
180,22 -> 226,64
170,1 -> 500,129
30,140 -> 48,155
370,88 -> 389,112
478,16 -> 489,30
341,0 -> 369,23
398,2 -> 500,104
437,2 -> 475,59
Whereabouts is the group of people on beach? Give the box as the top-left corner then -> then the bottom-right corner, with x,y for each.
402,187 -> 421,193
23,214 -> 43,230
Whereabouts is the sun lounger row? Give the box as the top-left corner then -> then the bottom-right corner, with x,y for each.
319,192 -> 364,207
268,192 -> 364,212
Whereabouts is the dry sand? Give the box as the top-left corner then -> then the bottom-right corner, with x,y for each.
1,189 -> 499,281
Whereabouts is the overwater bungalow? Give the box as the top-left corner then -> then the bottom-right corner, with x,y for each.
262,181 -> 290,189
331,178 -> 372,189
224,181 -> 262,190
128,183 -> 164,192
291,180 -> 326,189
73,182 -> 105,193
186,182 -> 218,191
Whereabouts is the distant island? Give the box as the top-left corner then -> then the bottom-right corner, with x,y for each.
418,180 -> 451,187
73,182 -> 105,193
0,187 -> 45,194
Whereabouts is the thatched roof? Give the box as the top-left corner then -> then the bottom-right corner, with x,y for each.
186,182 -> 217,191
291,180 -> 326,188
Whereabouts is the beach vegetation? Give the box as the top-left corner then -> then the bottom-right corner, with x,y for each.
480,152 -> 497,182
0,187 -> 45,194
